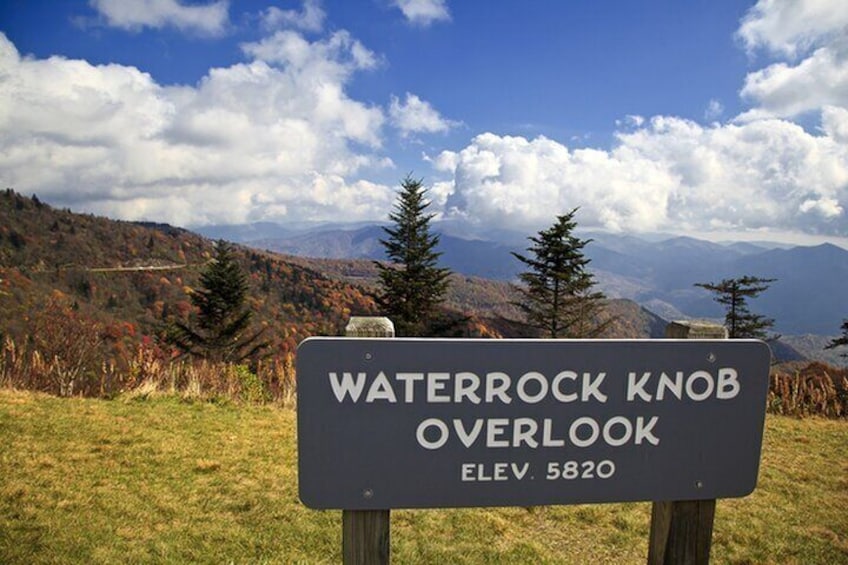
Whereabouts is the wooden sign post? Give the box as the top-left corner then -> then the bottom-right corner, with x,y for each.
342,317 -> 394,565
647,321 -> 728,565
297,318 -> 766,565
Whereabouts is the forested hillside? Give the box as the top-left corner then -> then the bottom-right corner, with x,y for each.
1,189 -> 667,351
0,189 -> 376,361
2,190 -> 845,418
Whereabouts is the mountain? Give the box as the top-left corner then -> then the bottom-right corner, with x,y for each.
277,254 -> 670,339
4,190 -> 839,364
0,190 -> 671,368
250,225 -> 386,260
249,224 -> 520,280
779,334 -> 846,366
680,243 -> 848,335
192,221 -> 298,243
226,221 -> 846,337
0,190 -> 377,357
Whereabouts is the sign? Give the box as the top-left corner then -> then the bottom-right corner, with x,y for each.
296,338 -> 770,510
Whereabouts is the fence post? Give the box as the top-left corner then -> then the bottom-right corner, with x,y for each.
647,321 -> 727,565
342,317 -> 394,565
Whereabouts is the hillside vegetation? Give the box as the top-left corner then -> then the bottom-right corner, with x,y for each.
284,254 -> 669,338
1,390 -> 846,564
2,189 -> 847,416
0,190 -> 375,358
1,191 -> 847,562
212,221 -> 848,336
1,189 -> 667,365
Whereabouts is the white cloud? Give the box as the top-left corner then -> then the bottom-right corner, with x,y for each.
615,115 -> 645,129
426,5 -> 848,241
90,0 -> 230,35
822,105 -> 848,142
434,117 -> 848,237
799,196 -> 842,218
704,99 -> 724,121
242,30 -> 378,76
261,0 -> 325,33
392,0 -> 450,27
735,0 -> 848,121
389,92 -> 457,137
737,37 -> 848,121
0,31 -> 394,226
737,0 -> 848,58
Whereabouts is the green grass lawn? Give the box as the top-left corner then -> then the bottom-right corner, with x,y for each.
1,389 -> 846,564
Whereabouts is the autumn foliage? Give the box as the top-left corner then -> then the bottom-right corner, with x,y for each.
768,362 -> 848,418
1,189 -> 846,417
0,189 -> 371,403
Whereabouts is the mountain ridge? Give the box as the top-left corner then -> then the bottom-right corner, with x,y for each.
199,221 -> 848,337
1,191 -> 678,361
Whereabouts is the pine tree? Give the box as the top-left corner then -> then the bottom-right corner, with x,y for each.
511,209 -> 610,338
375,175 -> 451,336
824,319 -> 848,358
169,240 -> 266,362
694,276 -> 776,339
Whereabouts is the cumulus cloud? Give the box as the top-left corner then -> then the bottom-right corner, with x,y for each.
737,0 -> 848,58
90,0 -> 230,35
426,3 -> 848,240
736,0 -> 848,121
738,36 -> 848,121
242,29 -> 378,76
392,0 -> 450,27
3,0 -> 846,246
0,31 -> 394,226
434,117 -> 847,237
261,0 -> 325,33
389,92 -> 458,137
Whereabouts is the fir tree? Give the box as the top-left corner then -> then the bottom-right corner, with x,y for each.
694,276 -> 776,339
169,240 -> 266,362
375,175 -> 451,336
511,209 -> 610,338
824,319 -> 848,358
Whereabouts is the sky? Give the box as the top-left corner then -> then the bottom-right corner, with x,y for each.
1,0 -> 847,247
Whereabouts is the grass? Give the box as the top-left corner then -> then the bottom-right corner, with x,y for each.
1,389 -> 846,564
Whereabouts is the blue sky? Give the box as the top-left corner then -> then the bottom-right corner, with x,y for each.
1,0 -> 847,247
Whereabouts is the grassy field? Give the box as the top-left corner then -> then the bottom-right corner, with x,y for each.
1,389 -> 846,564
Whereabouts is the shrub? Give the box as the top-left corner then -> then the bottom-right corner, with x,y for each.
2,327 -> 298,407
768,363 -> 847,419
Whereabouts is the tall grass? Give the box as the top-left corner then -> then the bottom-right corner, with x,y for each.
3,332 -> 846,418
0,336 -> 296,406
768,366 -> 847,418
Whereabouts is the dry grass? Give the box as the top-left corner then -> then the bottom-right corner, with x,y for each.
0,336 -> 297,407
1,390 -> 846,564
4,333 -> 846,421
769,363 -> 848,418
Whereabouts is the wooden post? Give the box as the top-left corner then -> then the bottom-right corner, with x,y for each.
342,317 -> 394,565
343,510 -> 391,565
647,321 -> 727,565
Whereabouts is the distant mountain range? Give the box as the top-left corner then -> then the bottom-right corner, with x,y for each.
0,191 -> 679,359
4,189 -> 843,364
197,222 -> 848,338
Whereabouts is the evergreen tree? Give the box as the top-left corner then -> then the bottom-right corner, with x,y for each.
694,276 -> 776,339
511,209 -> 610,338
824,319 -> 848,358
375,175 -> 451,336
169,240 -> 266,362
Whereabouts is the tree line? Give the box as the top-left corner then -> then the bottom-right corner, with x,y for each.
172,174 -> 848,364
